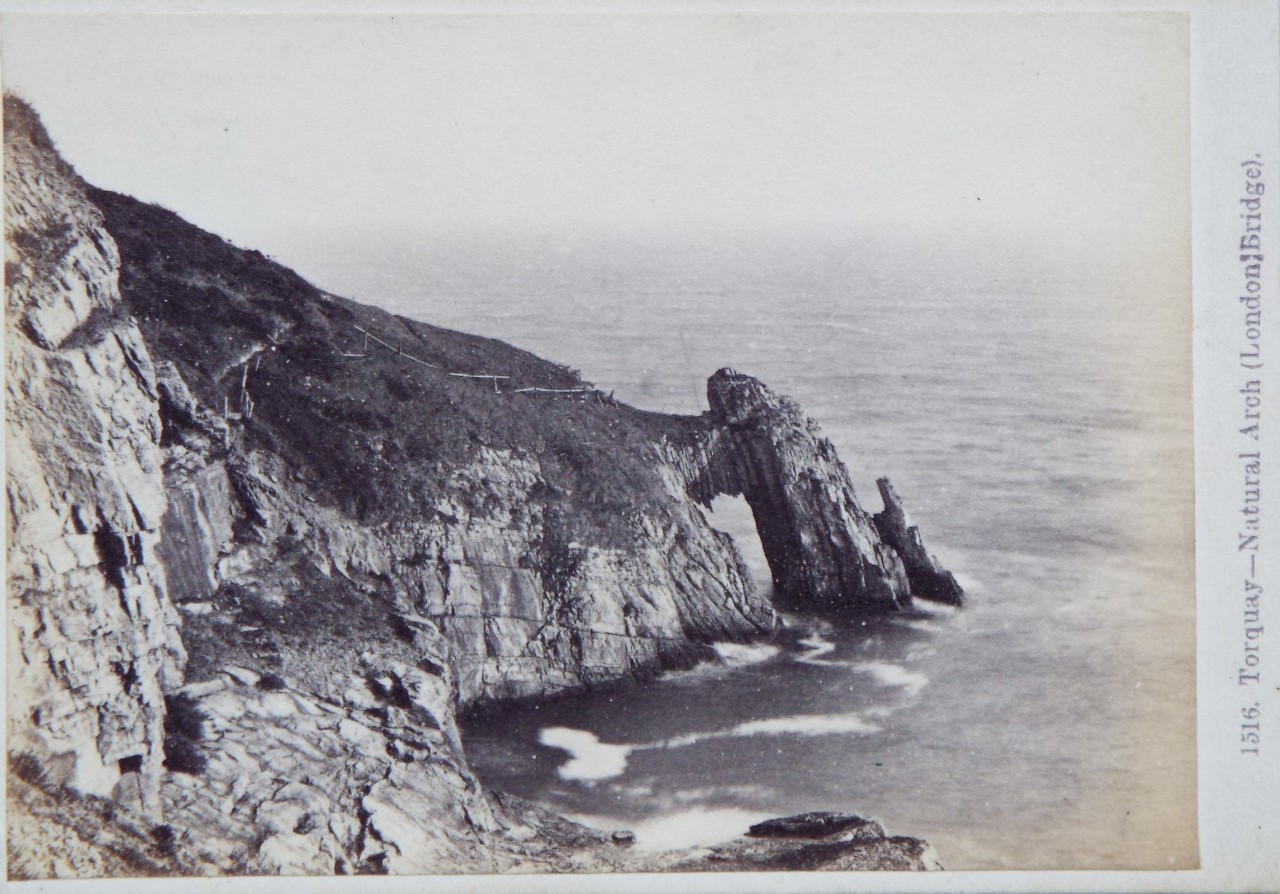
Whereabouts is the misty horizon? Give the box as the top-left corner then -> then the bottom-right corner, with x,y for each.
3,12 -> 1189,321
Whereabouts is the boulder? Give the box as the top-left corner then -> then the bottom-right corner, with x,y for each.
747,811 -> 886,839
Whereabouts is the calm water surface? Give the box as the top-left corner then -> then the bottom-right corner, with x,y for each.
370,236 -> 1195,870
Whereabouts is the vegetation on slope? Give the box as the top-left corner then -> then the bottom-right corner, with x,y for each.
87,185 -> 709,544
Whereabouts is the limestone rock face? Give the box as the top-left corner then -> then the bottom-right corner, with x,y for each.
157,661 -> 504,876
160,439 -> 772,707
4,97 -> 185,815
420,455 -> 773,704
670,369 -> 961,616
695,369 -> 910,613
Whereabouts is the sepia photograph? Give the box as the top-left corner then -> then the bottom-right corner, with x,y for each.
0,5 -> 1267,888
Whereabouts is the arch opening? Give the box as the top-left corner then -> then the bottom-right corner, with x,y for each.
704,494 -> 773,599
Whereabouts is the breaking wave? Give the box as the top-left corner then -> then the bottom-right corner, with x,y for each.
711,641 -> 780,666
564,806 -> 774,854
538,727 -> 633,781
727,712 -> 881,738
541,710 -> 880,781
794,635 -> 839,666
852,661 -> 929,697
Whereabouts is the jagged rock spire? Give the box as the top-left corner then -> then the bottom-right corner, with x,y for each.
873,478 -> 964,607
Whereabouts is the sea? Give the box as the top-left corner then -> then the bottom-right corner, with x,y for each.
342,230 -> 1197,870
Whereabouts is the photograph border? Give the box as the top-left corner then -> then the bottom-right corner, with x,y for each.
0,1 -> 1276,891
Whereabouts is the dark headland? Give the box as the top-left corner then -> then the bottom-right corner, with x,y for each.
4,95 -> 960,877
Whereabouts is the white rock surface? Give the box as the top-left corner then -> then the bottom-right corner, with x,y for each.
5,102 -> 185,817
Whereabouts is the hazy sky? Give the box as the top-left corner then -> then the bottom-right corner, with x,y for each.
2,12 -> 1188,296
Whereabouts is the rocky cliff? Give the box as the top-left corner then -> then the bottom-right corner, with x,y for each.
83,182 -> 780,709
5,95 -> 959,877
5,97 -> 185,822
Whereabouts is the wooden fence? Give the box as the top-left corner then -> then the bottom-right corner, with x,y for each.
223,321 -> 618,435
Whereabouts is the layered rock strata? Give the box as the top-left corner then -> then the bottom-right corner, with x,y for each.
5,97 -> 185,819
76,182 -> 779,711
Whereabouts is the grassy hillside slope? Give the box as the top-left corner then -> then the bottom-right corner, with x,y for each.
88,186 -> 708,544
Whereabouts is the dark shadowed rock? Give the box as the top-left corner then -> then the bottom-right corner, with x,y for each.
693,834 -> 941,872
873,478 -> 965,606
699,369 -> 911,614
663,810 -> 939,873
747,811 -> 886,839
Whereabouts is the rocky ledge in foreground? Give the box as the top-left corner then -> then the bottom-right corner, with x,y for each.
487,801 -> 941,874
658,811 -> 941,873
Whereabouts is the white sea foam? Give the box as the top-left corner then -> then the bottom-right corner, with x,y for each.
711,641 -> 780,666
905,644 -> 937,662
654,711 -> 879,750
852,661 -> 930,697
539,727 -> 634,781
611,782 -> 654,798
794,635 -> 838,666
670,784 -> 772,804
891,602 -> 958,634
658,641 -> 777,686
654,729 -> 710,749
729,712 -> 881,737
561,807 -> 772,854
625,807 -> 774,853
542,706 -> 882,782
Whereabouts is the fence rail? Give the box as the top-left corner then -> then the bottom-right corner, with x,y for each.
224,321 -> 617,432
353,324 -> 511,390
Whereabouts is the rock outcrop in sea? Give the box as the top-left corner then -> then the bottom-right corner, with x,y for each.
4,95 -> 960,877
873,477 -> 965,607
667,369 -> 951,616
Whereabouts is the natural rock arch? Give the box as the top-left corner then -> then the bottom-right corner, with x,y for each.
669,369 -> 963,616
